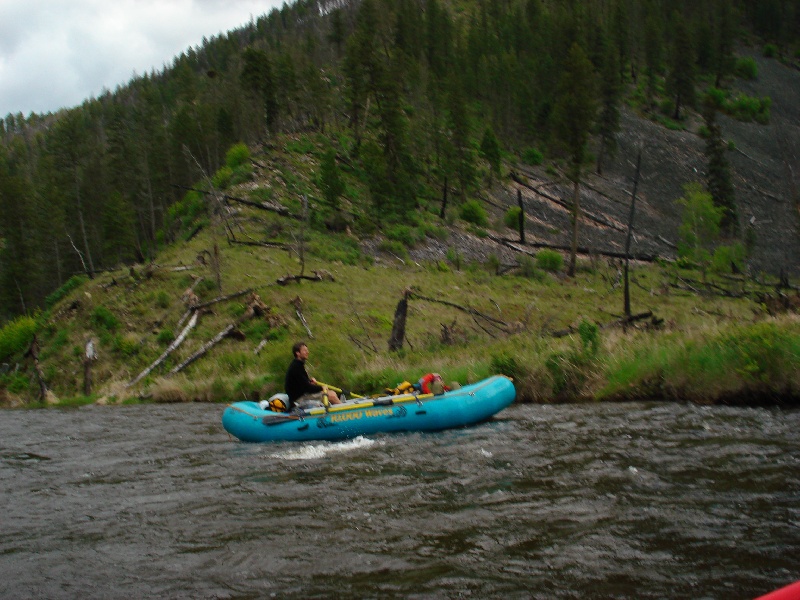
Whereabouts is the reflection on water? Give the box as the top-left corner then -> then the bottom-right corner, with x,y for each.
0,401 -> 798,599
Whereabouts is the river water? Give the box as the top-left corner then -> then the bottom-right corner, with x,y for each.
1,401 -> 798,599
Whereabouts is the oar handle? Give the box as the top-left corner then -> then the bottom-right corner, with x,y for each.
317,381 -> 364,399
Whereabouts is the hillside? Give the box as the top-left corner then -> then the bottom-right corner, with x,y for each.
2,115 -> 799,407
2,0 -> 800,406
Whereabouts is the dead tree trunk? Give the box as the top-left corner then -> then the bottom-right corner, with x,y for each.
127,312 -> 199,387
83,339 -> 96,396
388,289 -> 411,352
170,324 -> 236,374
26,335 -> 48,401
291,296 -> 313,338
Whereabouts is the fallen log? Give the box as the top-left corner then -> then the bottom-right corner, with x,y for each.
127,312 -> 198,387
510,171 -> 625,232
409,291 -> 510,331
195,288 -> 253,310
487,234 -> 659,262
277,270 -> 335,286
170,324 -> 237,374
171,184 -> 298,219
291,296 -> 313,338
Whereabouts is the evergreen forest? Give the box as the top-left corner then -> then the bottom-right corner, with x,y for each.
2,0 -> 799,322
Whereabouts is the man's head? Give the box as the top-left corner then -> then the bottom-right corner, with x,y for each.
292,341 -> 309,360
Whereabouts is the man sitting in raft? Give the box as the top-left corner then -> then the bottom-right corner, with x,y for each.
285,341 -> 340,410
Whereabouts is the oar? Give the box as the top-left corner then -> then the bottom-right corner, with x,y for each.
317,381 -> 364,399
262,412 -> 304,425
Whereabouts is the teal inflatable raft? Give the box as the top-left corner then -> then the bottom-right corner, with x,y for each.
221,375 -> 516,442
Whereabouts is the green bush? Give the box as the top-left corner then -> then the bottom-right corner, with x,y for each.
385,224 -> 423,248
45,275 -> 88,308
704,87 -> 728,110
523,147 -> 544,165
731,95 -> 771,123
763,44 -> 778,58
157,329 -> 175,346
504,206 -> 522,229
711,243 -> 746,274
517,255 -> 544,280
225,143 -> 251,169
490,354 -> 523,379
735,57 -> 758,80
167,191 -> 206,227
155,290 -> 171,309
1,372 -> 30,394
578,319 -> 600,356
378,239 -> 409,260
536,249 -> 563,272
90,306 -> 120,332
212,166 -> 233,189
112,334 -> 140,357
421,222 -> 449,242
460,199 -> 488,226
308,234 -> 361,265
0,315 -> 38,361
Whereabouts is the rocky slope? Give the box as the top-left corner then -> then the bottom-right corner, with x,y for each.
407,50 -> 799,278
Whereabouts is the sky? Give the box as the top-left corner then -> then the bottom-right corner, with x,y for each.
0,0 -> 285,117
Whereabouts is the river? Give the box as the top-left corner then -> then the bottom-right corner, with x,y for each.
1,401 -> 798,599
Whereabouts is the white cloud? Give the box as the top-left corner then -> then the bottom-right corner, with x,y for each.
0,0 -> 283,117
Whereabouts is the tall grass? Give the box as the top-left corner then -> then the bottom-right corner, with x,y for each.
599,319 -> 800,403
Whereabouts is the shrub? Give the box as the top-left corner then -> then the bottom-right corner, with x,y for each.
225,143 -> 250,169
523,147 -> 544,166
112,333 -> 140,357
730,95 -> 771,123
421,222 -> 449,242
735,57 -> 758,80
446,247 -> 462,270
167,191 -> 206,227
378,239 -> 409,260
763,44 -> 778,58
504,206 -> 522,229
385,224 -> 423,248
45,275 -> 88,308
157,329 -> 175,346
578,319 -> 600,356
711,243 -> 746,274
155,290 -> 171,309
517,255 -> 544,280
0,315 -> 38,361
90,306 -> 120,332
308,235 -> 361,265
212,166 -> 233,189
491,354 -> 523,379
460,199 -> 488,226
704,87 -> 727,110
536,249 -> 563,272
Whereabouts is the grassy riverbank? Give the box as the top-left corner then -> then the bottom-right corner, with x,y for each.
2,226 -> 798,408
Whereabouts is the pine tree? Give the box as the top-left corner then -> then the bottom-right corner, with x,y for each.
480,126 -> 502,183
596,34 -> 622,175
668,15 -> 696,120
240,47 -> 278,134
704,109 -> 738,236
319,146 -> 344,210
552,43 -> 598,277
